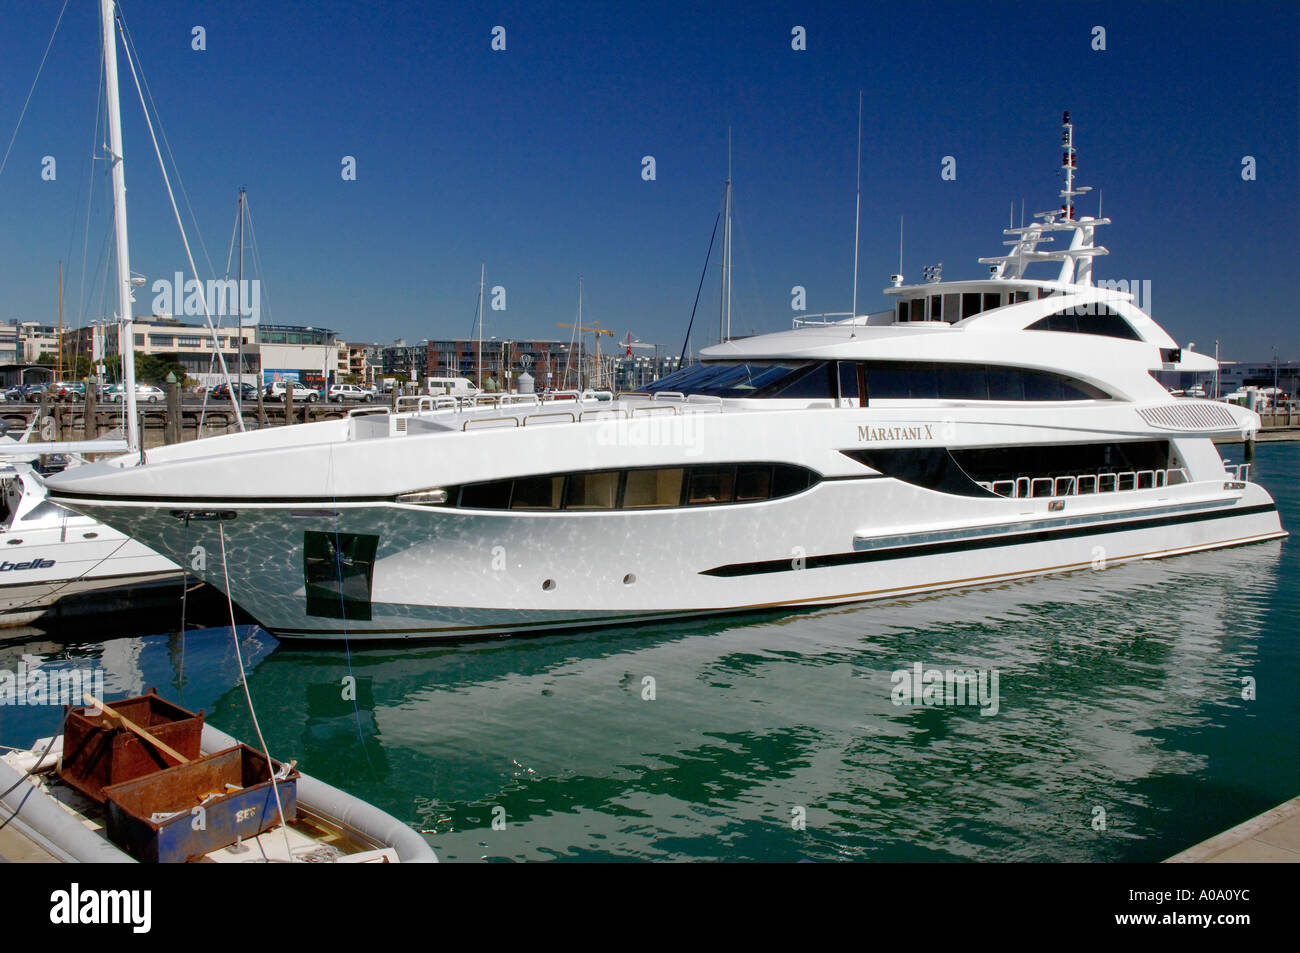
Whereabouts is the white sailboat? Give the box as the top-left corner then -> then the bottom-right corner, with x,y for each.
0,0 -> 182,627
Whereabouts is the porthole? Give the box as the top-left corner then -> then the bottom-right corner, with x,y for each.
6,539 -> 21,545
542,578 -> 556,591
623,573 -> 636,585
83,532 -> 99,539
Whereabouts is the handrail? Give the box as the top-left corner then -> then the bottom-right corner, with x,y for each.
462,417 -> 519,431
523,411 -> 576,426
987,466 -> 1200,500
580,408 -> 627,421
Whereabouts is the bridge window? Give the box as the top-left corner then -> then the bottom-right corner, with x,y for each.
1027,304 -> 1142,341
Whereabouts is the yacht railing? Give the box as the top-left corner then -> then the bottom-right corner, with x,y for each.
1223,462 -> 1252,482
363,388 -> 724,441
980,467 -> 1191,500
791,312 -> 853,328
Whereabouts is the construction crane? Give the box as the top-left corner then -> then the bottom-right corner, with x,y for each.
557,320 -> 615,389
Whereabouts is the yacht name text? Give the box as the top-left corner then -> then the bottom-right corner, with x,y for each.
858,424 -> 933,442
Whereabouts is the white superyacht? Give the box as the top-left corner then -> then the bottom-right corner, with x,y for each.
46,116 -> 1285,641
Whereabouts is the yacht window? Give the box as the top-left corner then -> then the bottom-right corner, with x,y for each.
836,362 -> 861,403
763,363 -> 836,399
863,361 -> 1111,401
735,465 -> 772,502
565,471 -> 620,510
511,475 -> 564,509
986,366 -> 1025,401
943,294 -> 961,324
624,468 -> 684,508
961,293 -> 982,319
1013,291 -> 1031,303
941,364 -> 988,400
645,362 -> 818,398
929,296 -> 943,321
771,464 -> 815,497
905,362 -> 939,399
983,293 -> 1000,311
1027,305 -> 1142,341
897,300 -> 910,321
688,467 -> 735,505
459,480 -> 512,509
452,463 -> 820,510
865,363 -> 911,398
842,448 -> 998,498
951,440 -> 1171,486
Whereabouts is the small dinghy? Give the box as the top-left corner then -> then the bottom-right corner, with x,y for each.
0,690 -> 436,863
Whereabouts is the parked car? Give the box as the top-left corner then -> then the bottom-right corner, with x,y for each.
53,381 -> 86,402
104,383 -> 166,403
266,380 -> 321,402
209,382 -> 259,401
8,383 -> 47,401
328,383 -> 373,402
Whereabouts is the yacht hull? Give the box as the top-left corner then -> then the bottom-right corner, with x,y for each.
53,478 -> 1284,641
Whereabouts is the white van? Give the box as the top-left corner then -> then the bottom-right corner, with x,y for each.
425,377 -> 480,397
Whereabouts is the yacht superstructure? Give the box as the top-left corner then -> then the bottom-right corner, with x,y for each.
45,115 -> 1285,641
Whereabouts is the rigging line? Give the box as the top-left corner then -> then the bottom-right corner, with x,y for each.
218,523 -> 294,862
64,54 -> 102,331
324,443 -> 377,778
243,197 -> 274,324
731,203 -> 765,336
0,0 -> 70,181
223,196 -> 239,278
76,62 -> 106,329
680,211 -> 721,366
116,16 -> 244,430
117,14 -> 218,279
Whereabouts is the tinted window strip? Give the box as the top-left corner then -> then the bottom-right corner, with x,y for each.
453,463 -> 821,511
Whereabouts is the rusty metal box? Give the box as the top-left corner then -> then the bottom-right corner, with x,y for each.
58,691 -> 204,803
103,745 -> 298,863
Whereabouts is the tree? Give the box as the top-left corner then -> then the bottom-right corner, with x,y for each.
134,352 -> 190,386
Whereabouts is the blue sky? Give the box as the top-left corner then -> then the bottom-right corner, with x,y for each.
2,0 -> 1296,362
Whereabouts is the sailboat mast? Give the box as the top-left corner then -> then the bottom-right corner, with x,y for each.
101,0 -> 138,452
477,263 -> 484,391
57,261 -> 63,382
720,131 -> 732,344
577,278 -> 584,390
237,187 -> 245,393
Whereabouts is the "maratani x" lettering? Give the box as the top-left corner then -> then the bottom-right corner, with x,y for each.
857,424 -> 933,442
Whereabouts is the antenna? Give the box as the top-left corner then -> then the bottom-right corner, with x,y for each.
1061,110 -> 1075,220
851,90 -> 863,321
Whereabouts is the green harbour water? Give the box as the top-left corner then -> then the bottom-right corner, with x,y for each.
2,442 -> 1295,862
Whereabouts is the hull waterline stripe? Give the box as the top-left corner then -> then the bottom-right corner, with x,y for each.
266,524 -> 1285,638
700,502 -> 1280,577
